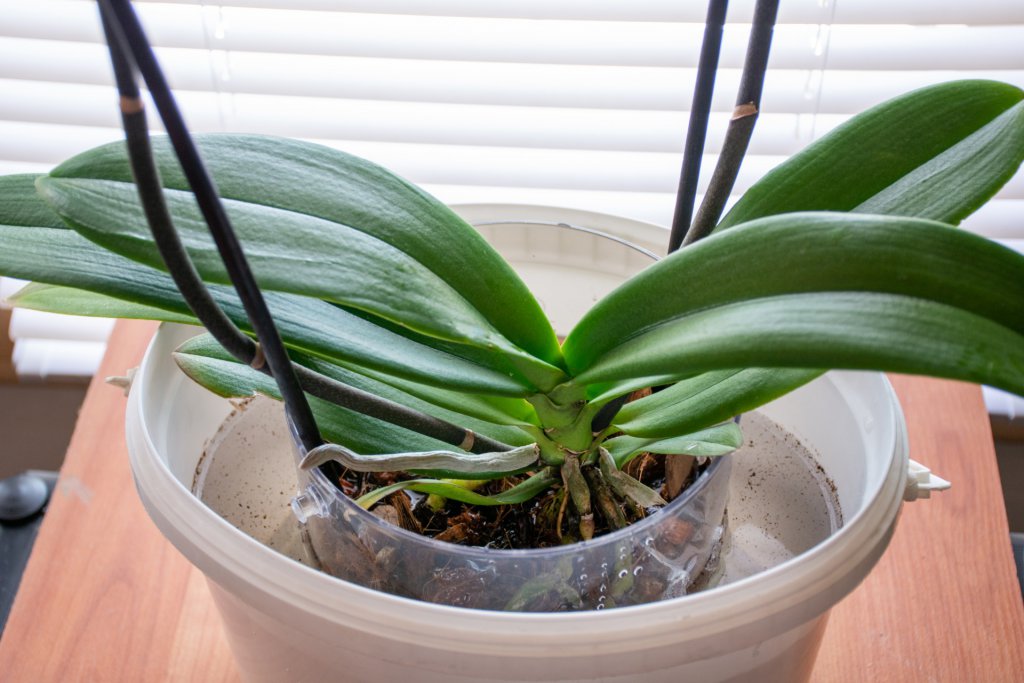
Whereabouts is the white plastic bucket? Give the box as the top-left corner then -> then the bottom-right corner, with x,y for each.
126,207 -> 909,682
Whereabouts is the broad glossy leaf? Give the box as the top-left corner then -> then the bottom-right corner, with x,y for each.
0,221 -> 531,396
564,213 -> 1024,372
37,175 -> 565,391
39,178 -> 495,347
177,333 -> 535,445
576,292 -> 1024,398
718,80 -> 1024,228
604,422 -> 743,468
612,368 -> 820,438
50,134 -> 562,366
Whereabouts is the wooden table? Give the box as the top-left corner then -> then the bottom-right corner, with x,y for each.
1,319 -> 1022,681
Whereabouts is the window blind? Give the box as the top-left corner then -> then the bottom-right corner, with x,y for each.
1,0 -> 1022,392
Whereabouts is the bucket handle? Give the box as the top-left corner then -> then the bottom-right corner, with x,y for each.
904,460 -> 951,501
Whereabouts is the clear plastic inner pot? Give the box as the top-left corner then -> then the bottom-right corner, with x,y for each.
285,218 -> 734,610
290,437 -> 731,611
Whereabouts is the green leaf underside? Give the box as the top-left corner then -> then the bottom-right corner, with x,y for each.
576,292 -> 1024,397
0,218 -> 532,396
174,350 -> 474,457
332,358 -> 541,428
355,471 -> 559,509
9,282 -> 197,325
585,375 -> 681,405
604,422 -> 743,468
855,102 -> 1024,222
12,281 -> 538,426
564,214 -> 1024,373
336,304 -> 564,394
176,333 -> 534,446
49,134 -> 562,366
718,80 -> 1024,229
0,175 -> 68,229
612,368 -> 822,438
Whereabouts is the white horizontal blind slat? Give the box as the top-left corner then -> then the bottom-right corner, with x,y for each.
110,0 -> 1024,25
5,38 -> 1021,118
6,3 -> 1021,70
0,78 -> 833,155
8,309 -> 114,343
11,338 -> 107,381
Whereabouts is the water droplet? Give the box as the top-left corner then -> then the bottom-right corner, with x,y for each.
617,569 -> 629,579
595,603 -> 605,610
633,566 -> 644,576
599,583 -> 607,593
579,573 -> 588,582
643,537 -> 654,547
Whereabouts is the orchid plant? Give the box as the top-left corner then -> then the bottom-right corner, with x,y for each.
0,1 -> 1022,543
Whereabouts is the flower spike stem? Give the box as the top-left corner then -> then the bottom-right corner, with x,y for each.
98,1 -> 513,458
683,0 -> 780,248
98,0 -> 324,452
668,0 -> 729,254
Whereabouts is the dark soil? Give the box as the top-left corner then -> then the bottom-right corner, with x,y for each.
330,451 -> 699,549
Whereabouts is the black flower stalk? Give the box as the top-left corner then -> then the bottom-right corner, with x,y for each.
96,0 -> 511,457
668,0 -> 729,254
681,0 -> 781,248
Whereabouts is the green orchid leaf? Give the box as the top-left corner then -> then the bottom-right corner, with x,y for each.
0,185 -> 534,396
0,175 -> 68,229
604,423 -> 743,469
48,134 -> 562,367
36,175 -> 565,392
8,282 -> 197,324
176,333 -> 535,445
718,80 -> 1024,228
854,101 -> 1024,221
0,228 -> 528,396
339,361 -> 541,428
576,292 -> 1024,398
173,348 -> 474,456
564,213 -> 1024,372
334,304 -> 558,393
37,174 -> 548,367
612,368 -> 821,438
355,470 -> 559,509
